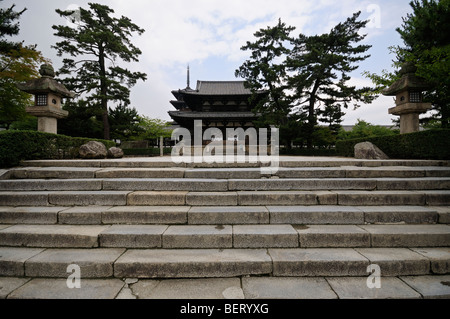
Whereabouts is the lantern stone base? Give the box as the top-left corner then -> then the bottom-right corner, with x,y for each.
388,102 -> 431,134
399,113 -> 420,134
26,106 -> 69,134
37,117 -> 58,134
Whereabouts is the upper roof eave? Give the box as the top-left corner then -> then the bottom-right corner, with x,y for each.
17,77 -> 75,98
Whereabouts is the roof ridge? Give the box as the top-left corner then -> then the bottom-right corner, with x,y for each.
197,80 -> 245,83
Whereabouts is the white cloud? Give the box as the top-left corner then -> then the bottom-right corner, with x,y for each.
344,95 -> 396,126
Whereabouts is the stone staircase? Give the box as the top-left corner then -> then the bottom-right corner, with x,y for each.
1,156 -> 450,299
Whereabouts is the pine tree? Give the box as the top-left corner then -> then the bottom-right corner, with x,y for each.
288,12 -> 375,148
364,0 -> 450,128
0,2 -> 48,129
317,101 -> 346,133
52,3 -> 147,140
0,1 -> 26,53
235,19 -> 295,127
396,0 -> 450,128
109,104 -> 143,141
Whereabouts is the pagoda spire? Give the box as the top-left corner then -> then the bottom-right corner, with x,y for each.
187,64 -> 191,89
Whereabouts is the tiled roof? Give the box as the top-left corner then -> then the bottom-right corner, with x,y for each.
194,81 -> 252,95
168,111 -> 260,119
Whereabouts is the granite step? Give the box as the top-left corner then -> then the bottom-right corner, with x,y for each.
269,247 -> 450,277
296,224 -> 450,248
279,166 -> 450,178
227,178 -> 450,191
267,205 -> 442,225
2,177 -> 449,191
0,225 -> 109,248
0,191 -> 131,206
3,274 -> 450,299
0,206 -> 446,226
2,246 -> 448,279
6,167 -> 450,180
1,190 -> 450,207
7,167 -> 100,179
2,274 -> 450,299
1,224 -> 448,249
20,158 -> 450,168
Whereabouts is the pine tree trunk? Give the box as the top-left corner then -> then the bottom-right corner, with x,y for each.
99,46 -> 110,140
102,105 -> 109,140
307,82 -> 320,150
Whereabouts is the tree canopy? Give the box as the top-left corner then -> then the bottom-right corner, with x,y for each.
0,1 -> 26,53
235,19 -> 295,126
135,117 -> 173,141
236,12 -> 375,149
337,119 -> 399,141
52,3 -> 147,140
398,0 -> 450,128
365,0 -> 450,128
0,2 -> 48,129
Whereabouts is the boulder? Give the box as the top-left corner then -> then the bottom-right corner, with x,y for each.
108,147 -> 124,159
79,141 -> 108,159
354,142 -> 389,160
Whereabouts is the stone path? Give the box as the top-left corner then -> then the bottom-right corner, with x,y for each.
3,275 -> 450,299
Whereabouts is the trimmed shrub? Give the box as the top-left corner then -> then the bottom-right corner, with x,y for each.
336,129 -> 450,160
0,130 -> 115,168
123,148 -> 172,157
280,148 -> 337,157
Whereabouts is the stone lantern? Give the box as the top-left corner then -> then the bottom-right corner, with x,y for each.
17,64 -> 75,134
383,62 -> 432,134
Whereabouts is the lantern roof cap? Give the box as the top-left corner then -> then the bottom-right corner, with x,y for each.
17,64 -> 75,98
382,62 -> 430,96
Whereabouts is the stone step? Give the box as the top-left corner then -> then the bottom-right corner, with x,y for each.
0,179 -> 104,191
228,178 -> 450,191
3,274 -> 450,299
1,224 -> 448,249
2,274 -> 450,299
0,206 -> 445,226
269,247 -> 450,277
279,166 -> 450,178
8,167 -> 100,179
0,191 -> 131,206
2,247 -> 448,279
101,224 -> 450,249
268,205 -> 441,225
188,206 -> 270,225
187,167 -> 450,179
0,225 -> 108,248
1,190 -> 450,207
102,179 -> 229,191
297,224 -> 450,248
2,177 -> 449,192
7,166 -> 450,180
21,158 -> 450,168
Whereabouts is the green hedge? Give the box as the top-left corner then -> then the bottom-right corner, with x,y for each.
123,148 -> 173,156
0,130 -> 116,168
336,129 -> 450,160
280,148 -> 337,157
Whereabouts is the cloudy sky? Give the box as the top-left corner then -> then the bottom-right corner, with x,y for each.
4,0 -> 414,125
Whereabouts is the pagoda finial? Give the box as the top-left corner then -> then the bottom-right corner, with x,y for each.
187,64 -> 190,89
